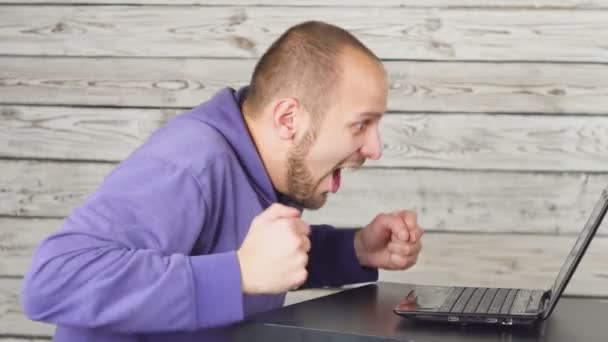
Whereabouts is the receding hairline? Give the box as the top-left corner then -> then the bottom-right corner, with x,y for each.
243,21 -> 384,118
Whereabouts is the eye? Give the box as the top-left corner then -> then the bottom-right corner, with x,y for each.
354,120 -> 371,132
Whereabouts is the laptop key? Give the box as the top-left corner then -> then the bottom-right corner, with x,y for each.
488,288 -> 509,314
464,288 -> 487,313
476,288 -> 499,314
500,289 -> 519,315
526,290 -> 546,313
510,289 -> 532,315
451,287 -> 475,313
438,287 -> 465,312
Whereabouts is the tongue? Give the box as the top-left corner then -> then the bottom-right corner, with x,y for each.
332,169 -> 341,193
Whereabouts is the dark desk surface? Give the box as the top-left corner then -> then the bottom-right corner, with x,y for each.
230,282 -> 608,342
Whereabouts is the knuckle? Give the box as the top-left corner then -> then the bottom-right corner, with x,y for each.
302,223 -> 311,235
289,234 -> 301,249
301,236 -> 311,251
300,252 -> 309,266
293,269 -> 308,286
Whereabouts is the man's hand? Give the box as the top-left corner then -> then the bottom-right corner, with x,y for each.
354,210 -> 423,270
237,203 -> 311,294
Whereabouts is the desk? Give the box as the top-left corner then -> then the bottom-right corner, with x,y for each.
229,282 -> 608,342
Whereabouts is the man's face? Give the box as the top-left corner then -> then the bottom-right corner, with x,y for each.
286,51 -> 388,209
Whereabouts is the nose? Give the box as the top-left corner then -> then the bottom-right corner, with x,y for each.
359,126 -> 383,160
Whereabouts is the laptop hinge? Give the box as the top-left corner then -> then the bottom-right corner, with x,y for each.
542,290 -> 552,312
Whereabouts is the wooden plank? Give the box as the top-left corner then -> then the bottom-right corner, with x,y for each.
285,288 -> 344,306
289,233 -> 608,300
375,113 -> 608,171
0,161 -> 114,218
1,160 -> 608,234
1,0 -> 606,8
6,219 -> 608,285
3,57 -> 608,114
0,279 -> 54,336
1,234 -> 607,336
3,105 -> 608,171
0,106 -> 177,162
0,6 -> 607,61
307,169 -> 608,234
379,233 -> 608,297
0,218 -> 62,277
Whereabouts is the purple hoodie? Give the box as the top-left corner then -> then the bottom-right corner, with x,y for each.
21,87 -> 378,341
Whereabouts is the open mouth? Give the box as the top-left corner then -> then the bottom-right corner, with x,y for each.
331,168 -> 341,193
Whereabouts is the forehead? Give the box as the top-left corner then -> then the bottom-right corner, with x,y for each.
329,50 -> 388,121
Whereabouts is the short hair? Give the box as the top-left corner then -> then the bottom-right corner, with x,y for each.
245,21 -> 382,129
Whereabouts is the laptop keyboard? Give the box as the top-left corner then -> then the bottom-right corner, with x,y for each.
438,287 -> 520,314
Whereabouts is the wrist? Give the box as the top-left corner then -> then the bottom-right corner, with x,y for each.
236,249 -> 254,294
354,229 -> 370,267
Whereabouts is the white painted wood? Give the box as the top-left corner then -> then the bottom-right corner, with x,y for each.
0,279 -> 54,336
379,232 -> 608,297
1,160 -> 608,234
287,233 -> 608,302
1,0 -> 605,8
3,58 -> 608,114
307,169 -> 608,234
375,113 -> 608,171
3,106 -> 608,171
0,106 -> 177,162
386,62 -> 608,115
0,218 -> 62,277
0,6 -> 607,61
0,160 -> 115,218
285,288 -> 344,306
4,224 -> 608,284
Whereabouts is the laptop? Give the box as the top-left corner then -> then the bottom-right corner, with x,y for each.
394,187 -> 608,326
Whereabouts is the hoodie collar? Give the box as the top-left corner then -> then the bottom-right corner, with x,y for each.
192,87 -> 279,206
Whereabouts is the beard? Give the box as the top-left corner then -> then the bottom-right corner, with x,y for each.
286,129 -> 325,209
286,130 -> 365,210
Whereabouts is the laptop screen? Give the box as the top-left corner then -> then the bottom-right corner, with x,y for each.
544,188 -> 608,318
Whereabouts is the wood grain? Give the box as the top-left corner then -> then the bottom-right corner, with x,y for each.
0,279 -> 54,336
0,6 -> 607,61
1,160 -> 607,234
379,233 -> 608,297
307,169 -> 608,234
0,218 -> 62,277
0,106 -> 178,162
375,113 -> 608,171
1,0 -> 605,8
3,58 -> 608,114
2,105 -> 608,171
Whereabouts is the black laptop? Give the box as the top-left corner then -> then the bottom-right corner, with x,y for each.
394,187 -> 608,326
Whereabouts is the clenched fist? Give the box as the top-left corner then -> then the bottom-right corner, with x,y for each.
354,210 -> 423,270
237,203 -> 311,294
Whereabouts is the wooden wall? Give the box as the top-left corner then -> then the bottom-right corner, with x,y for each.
1,0 -> 608,339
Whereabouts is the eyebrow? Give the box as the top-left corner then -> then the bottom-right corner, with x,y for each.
357,111 -> 384,120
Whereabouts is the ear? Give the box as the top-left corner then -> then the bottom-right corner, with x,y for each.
271,97 -> 301,141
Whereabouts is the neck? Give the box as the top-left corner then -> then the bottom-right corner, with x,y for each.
241,101 -> 289,195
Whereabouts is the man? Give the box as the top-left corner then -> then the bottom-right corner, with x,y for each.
22,21 -> 423,341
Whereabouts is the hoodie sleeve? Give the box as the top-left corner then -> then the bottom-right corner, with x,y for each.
21,156 -> 244,333
302,224 -> 378,288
